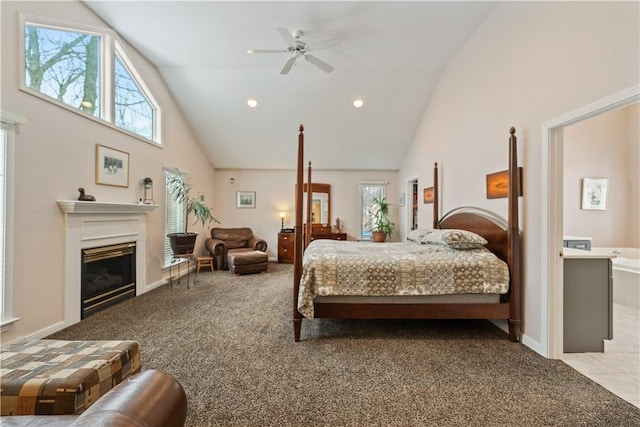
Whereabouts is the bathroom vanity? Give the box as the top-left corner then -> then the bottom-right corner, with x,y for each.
563,247 -> 614,353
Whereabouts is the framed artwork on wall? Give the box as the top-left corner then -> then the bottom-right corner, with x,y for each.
486,167 -> 523,199
95,144 -> 129,187
423,187 -> 434,204
237,191 -> 256,208
581,178 -> 608,210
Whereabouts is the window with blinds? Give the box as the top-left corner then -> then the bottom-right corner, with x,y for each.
164,169 -> 186,266
359,182 -> 386,240
1,116 -> 20,327
0,129 -> 5,321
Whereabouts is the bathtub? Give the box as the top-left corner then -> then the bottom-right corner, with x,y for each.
590,247 -> 639,309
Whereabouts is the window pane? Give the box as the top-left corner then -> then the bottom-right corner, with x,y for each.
24,24 -> 100,116
359,184 -> 385,239
164,170 -> 185,265
114,55 -> 153,140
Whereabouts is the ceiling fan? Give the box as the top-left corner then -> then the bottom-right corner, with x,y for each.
248,27 -> 340,75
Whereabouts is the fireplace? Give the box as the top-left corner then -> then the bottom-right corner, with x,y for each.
57,200 -> 157,326
81,242 -> 136,319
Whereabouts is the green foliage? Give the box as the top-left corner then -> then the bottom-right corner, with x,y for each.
367,196 -> 395,236
167,172 -> 220,233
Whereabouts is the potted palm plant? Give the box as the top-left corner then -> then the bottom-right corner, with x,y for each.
368,196 -> 395,242
166,172 -> 220,254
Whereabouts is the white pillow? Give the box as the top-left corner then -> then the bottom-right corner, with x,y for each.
406,228 -> 432,242
418,229 -> 487,249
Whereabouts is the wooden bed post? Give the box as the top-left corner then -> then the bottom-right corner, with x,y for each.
507,127 -> 522,342
305,162 -> 312,248
293,125 -> 304,342
433,162 -> 439,229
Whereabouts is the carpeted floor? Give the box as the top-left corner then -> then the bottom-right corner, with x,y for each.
49,262 -> 640,426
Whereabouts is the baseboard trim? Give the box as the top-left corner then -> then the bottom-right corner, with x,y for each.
22,321 -> 69,343
144,279 -> 167,293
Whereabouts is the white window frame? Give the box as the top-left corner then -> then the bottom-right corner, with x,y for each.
0,111 -> 25,330
19,14 -> 161,145
164,168 -> 186,267
358,181 -> 387,240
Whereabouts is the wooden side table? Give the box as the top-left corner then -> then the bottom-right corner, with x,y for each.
278,231 -> 294,264
196,256 -> 215,273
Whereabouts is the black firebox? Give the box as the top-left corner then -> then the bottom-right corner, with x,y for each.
81,242 -> 136,319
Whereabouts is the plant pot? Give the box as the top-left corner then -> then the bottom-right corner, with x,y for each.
372,231 -> 387,243
167,232 -> 198,255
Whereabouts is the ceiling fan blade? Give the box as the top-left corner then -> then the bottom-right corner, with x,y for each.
280,56 -> 297,75
249,48 -> 288,54
306,39 -> 340,52
304,54 -> 334,73
276,27 -> 296,46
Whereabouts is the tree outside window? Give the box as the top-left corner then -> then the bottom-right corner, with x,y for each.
24,25 -> 101,116
23,19 -> 159,142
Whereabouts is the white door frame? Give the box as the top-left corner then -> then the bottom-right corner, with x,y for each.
406,176 -> 418,235
542,84 -> 639,359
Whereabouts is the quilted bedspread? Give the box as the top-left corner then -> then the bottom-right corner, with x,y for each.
298,240 -> 509,318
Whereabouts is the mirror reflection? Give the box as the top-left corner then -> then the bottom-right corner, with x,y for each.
303,183 -> 330,225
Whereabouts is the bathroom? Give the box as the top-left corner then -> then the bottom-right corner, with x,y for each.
561,102 -> 639,407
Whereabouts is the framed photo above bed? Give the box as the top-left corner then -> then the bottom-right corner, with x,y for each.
581,178 -> 608,210
423,187 -> 434,204
486,167 -> 523,199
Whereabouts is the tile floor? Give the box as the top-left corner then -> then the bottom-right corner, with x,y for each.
562,303 -> 640,408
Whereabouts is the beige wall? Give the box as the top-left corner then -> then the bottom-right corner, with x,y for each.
627,103 -> 640,246
398,1 -> 639,353
563,104 -> 639,248
1,1 -> 217,343
213,169 -> 399,259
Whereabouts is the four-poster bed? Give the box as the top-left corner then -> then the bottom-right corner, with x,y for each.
292,125 -> 522,342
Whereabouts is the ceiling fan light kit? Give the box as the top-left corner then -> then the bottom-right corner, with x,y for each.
249,27 -> 340,75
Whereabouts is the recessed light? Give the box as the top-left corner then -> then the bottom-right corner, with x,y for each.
247,49 -> 254,54
247,99 -> 258,108
353,99 -> 364,108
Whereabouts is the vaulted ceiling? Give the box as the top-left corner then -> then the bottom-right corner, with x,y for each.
85,1 -> 498,170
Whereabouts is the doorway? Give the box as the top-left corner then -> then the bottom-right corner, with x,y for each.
544,85 -> 639,358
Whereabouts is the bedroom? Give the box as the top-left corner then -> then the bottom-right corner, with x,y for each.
1,0 -> 638,412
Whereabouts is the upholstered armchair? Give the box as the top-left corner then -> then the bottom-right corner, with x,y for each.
204,227 -> 267,270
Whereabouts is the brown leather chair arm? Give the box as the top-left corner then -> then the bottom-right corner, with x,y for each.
205,238 -> 227,256
205,238 -> 228,270
248,237 -> 267,252
71,370 -> 187,427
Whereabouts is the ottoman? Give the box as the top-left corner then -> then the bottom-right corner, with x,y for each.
0,340 -> 141,416
227,250 -> 268,275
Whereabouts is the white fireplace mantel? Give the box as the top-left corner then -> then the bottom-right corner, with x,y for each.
57,200 -> 158,214
57,200 -> 158,326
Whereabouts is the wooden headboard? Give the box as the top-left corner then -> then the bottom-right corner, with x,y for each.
438,207 -> 509,262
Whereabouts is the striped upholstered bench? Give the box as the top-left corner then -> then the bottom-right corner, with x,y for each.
0,339 -> 141,416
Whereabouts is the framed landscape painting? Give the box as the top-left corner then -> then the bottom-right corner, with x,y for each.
95,144 -> 129,187
237,191 -> 256,208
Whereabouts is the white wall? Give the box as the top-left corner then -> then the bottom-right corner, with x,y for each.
398,1 -> 639,354
1,1 -> 217,343
213,168 -> 399,260
563,104 -> 639,247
